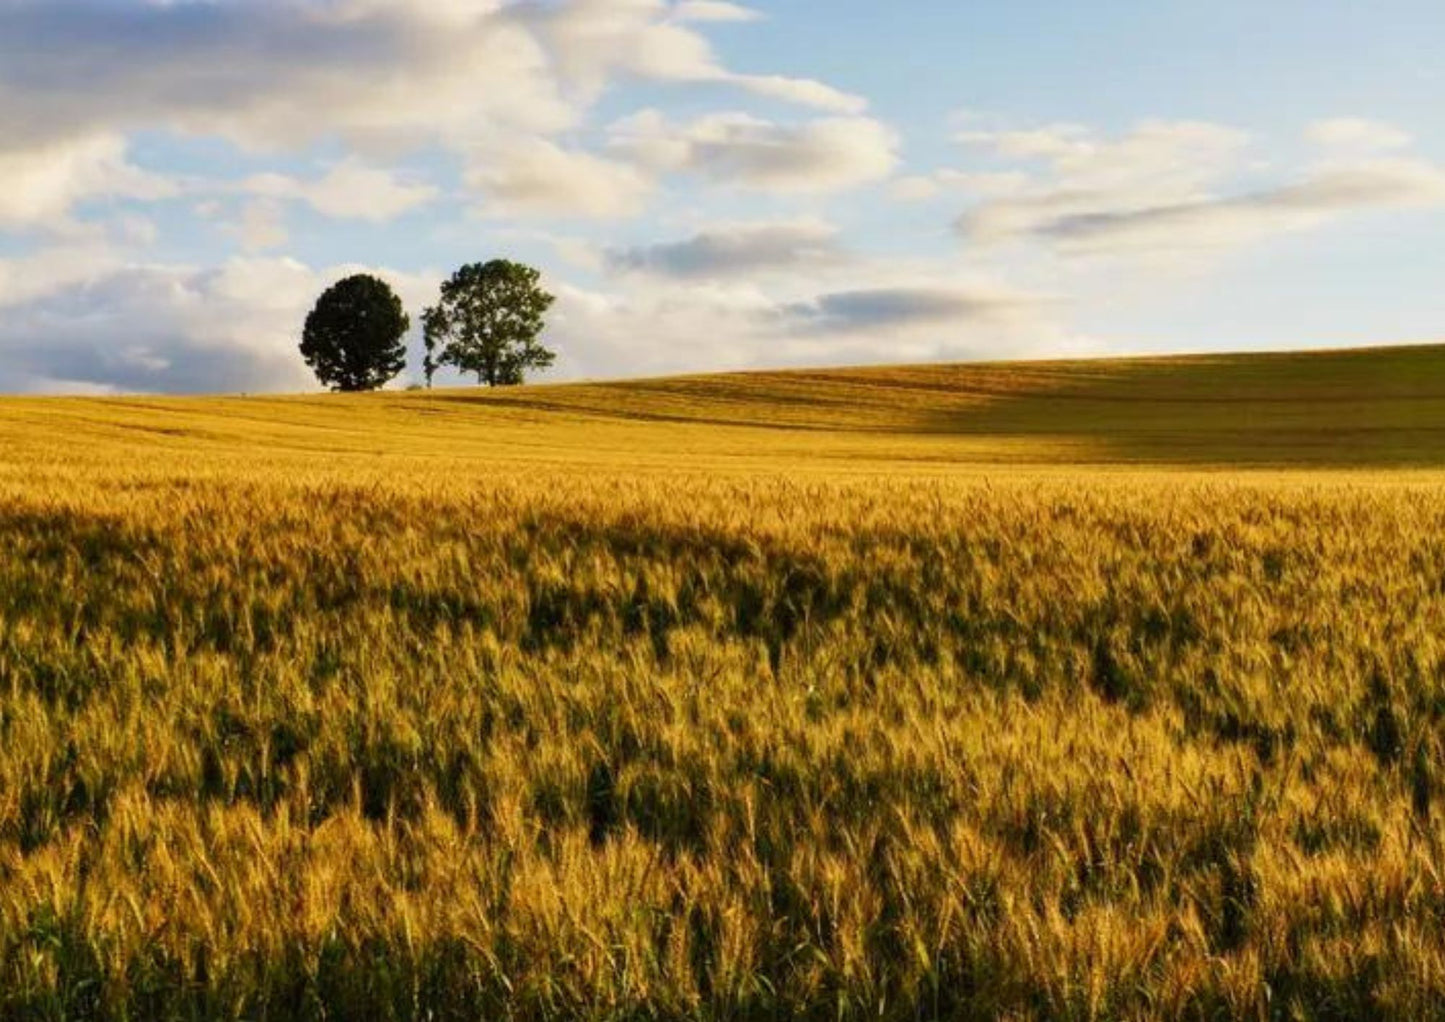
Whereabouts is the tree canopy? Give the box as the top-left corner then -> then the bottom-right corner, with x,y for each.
422,260 -> 555,387
300,274 -> 410,392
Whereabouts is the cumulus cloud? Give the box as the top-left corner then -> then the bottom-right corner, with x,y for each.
606,220 -> 848,277
551,276 -> 1066,379
0,250 -> 440,394
548,244 -> 1064,379
467,139 -> 653,219
1306,118 -> 1413,152
612,111 -> 898,192
0,134 -> 176,229
244,160 -> 438,222
0,258 -> 317,394
0,243 -> 127,311
0,0 -> 864,227
516,0 -> 864,113
0,0 -> 572,156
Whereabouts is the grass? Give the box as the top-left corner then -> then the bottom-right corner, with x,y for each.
2,343 -> 1445,1018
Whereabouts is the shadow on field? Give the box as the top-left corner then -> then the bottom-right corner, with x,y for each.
911,344 -> 1445,467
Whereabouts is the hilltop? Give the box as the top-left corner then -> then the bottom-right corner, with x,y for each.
4,342 -> 1445,474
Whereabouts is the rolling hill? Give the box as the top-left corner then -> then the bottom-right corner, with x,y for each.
4,343 -> 1445,1017
4,342 -> 1445,474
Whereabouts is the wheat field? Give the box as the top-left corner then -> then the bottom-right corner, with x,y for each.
4,346 -> 1445,1019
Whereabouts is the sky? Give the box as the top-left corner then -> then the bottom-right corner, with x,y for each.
0,0 -> 1442,394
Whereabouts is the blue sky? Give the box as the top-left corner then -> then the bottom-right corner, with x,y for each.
0,0 -> 1441,394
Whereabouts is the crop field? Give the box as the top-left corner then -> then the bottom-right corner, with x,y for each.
4,344 -> 1445,1019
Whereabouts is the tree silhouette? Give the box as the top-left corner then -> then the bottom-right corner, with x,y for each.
300,274 -> 409,392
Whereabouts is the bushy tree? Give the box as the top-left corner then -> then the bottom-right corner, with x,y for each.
300,274 -> 410,392
422,260 -> 556,387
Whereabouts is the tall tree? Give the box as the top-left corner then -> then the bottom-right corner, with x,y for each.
300,274 -> 410,392
422,260 -> 556,387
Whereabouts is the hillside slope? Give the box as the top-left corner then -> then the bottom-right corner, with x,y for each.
5,344 -> 1445,1017
4,343 -> 1445,473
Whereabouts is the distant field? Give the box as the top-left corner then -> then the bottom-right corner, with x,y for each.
3,345 -> 1445,1019
6,342 -> 1445,476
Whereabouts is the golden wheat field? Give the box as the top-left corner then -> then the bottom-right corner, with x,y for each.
4,345 -> 1445,1019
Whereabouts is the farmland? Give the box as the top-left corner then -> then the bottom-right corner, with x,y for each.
3,343 -> 1445,1019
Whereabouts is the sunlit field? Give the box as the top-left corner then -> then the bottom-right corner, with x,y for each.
4,345 -> 1445,1019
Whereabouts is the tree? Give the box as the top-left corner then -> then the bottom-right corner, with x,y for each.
421,328 -> 439,390
300,274 -> 410,392
422,260 -> 556,387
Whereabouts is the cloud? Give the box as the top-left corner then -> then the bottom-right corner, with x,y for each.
779,285 -> 1038,334
0,0 -> 862,229
0,243 -> 127,310
0,251 -> 440,394
672,2 -> 762,23
890,170 -> 1029,203
958,120 -> 1250,194
0,0 -> 573,155
963,159 -> 1445,253
231,200 -> 289,252
468,139 -> 654,219
244,160 -> 438,222
727,75 -> 867,115
0,258 -> 315,394
0,134 -> 176,229
515,0 -> 864,113
606,220 -> 848,277
1306,118 -> 1413,152
613,111 -> 898,193
952,118 -> 1445,255
548,250 -> 1064,380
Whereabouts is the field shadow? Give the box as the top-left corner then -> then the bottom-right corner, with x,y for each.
913,345 -> 1445,467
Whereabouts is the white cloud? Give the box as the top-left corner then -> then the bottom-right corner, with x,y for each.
0,257 -> 316,393
244,160 -> 438,222
551,274 -> 1066,380
550,235 -> 1065,379
952,118 -> 1445,255
0,243 -> 127,311
672,2 -> 763,23
891,170 -> 1029,203
1306,118 -> 1413,152
606,219 -> 848,277
613,111 -> 898,193
0,1 -> 574,155
468,139 -> 654,219
0,250 -> 440,394
0,134 -> 176,229
1011,159 -> 1445,253
729,74 -> 867,115
231,200 -> 290,252
516,0 -> 863,113
959,120 -> 1250,195
0,0 -> 863,229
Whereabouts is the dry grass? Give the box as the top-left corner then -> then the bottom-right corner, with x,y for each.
3,346 -> 1445,1018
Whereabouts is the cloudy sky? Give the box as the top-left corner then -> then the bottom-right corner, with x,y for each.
1,0 -> 1442,394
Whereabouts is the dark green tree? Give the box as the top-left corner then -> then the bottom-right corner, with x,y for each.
300,274 -> 410,392
422,260 -> 556,387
